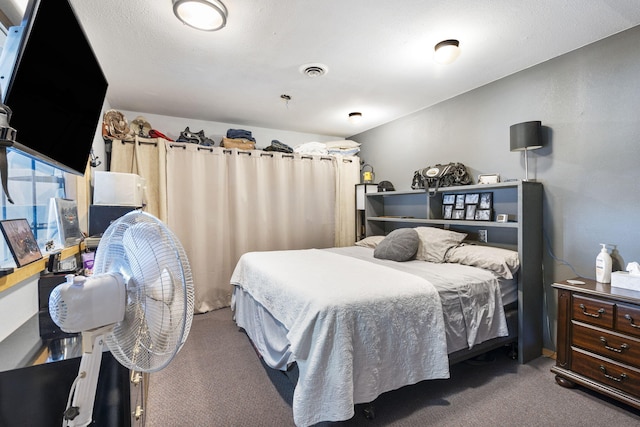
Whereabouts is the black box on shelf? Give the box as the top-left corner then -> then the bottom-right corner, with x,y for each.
88,205 -> 138,236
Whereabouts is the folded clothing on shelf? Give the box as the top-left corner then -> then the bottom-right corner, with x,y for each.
227,128 -> 255,142
221,137 -> 255,150
264,140 -> 293,153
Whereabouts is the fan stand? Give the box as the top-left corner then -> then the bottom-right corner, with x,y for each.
48,211 -> 195,427
63,325 -> 113,427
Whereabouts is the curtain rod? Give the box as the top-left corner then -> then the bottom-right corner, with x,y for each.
167,143 -> 352,162
118,139 -> 157,146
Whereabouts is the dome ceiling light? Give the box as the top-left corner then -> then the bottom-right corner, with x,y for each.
173,0 -> 228,31
348,112 -> 363,124
434,39 -> 461,65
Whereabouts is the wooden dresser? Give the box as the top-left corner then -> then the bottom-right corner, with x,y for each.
552,278 -> 640,409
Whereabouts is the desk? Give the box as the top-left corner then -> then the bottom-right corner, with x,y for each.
0,348 -> 131,426
0,244 -> 84,294
0,244 -> 132,426
0,304 -> 131,426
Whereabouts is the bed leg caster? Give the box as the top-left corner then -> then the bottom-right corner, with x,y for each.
362,403 -> 375,420
507,343 -> 518,360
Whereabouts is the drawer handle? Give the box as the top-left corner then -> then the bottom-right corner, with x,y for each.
624,314 -> 640,329
599,365 -> 627,382
579,304 -> 605,318
599,337 -> 630,353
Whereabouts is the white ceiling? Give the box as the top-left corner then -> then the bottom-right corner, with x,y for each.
13,1 -> 640,137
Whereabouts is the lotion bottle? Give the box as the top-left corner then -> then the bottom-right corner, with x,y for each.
595,243 -> 612,283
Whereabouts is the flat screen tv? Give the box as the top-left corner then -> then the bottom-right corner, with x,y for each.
0,0 -> 108,175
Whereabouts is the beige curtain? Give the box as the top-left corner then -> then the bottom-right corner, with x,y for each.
164,144 -> 232,313
334,156 -> 360,247
109,136 -> 167,221
165,143 -> 337,312
109,139 -> 356,313
65,160 -> 92,235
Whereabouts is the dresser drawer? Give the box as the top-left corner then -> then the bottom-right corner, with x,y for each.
616,302 -> 640,339
571,348 -> 640,397
572,294 -> 614,328
572,322 -> 640,367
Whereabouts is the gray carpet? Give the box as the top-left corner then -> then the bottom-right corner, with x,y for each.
146,308 -> 640,426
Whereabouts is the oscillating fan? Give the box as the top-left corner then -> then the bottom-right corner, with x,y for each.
49,211 -> 195,426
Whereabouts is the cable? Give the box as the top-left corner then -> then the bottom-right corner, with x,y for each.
541,262 -> 555,353
541,230 -> 583,355
62,372 -> 84,427
543,230 -> 582,278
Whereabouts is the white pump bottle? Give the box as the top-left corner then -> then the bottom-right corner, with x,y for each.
595,243 -> 612,283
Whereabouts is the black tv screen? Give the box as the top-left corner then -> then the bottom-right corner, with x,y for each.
0,0 -> 108,175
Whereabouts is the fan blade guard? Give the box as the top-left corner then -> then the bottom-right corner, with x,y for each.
93,211 -> 195,372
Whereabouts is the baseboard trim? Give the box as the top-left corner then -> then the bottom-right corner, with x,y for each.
542,347 -> 556,359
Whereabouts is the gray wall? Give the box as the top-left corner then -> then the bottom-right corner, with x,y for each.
352,26 -> 640,350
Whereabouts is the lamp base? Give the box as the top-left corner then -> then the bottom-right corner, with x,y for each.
522,149 -> 538,182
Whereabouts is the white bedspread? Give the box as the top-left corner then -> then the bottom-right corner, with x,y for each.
327,246 -> 509,352
230,249 -> 449,426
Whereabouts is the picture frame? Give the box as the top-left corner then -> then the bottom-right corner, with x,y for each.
0,219 -> 43,267
47,198 -> 84,248
465,204 -> 477,220
442,194 -> 455,205
443,204 -> 453,219
475,209 -> 492,221
464,193 -> 479,205
478,173 -> 500,185
479,192 -> 493,210
453,209 -> 465,220
454,194 -> 465,210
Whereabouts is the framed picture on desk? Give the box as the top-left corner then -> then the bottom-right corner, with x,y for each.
0,218 -> 43,267
47,198 -> 84,248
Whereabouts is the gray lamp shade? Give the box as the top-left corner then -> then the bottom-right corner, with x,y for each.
510,121 -> 542,151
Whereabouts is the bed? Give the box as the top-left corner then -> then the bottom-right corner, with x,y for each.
230,227 -> 522,426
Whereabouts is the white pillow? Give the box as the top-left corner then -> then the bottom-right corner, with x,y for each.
324,140 -> 361,149
414,227 -> 467,263
446,244 -> 520,279
355,235 -> 385,249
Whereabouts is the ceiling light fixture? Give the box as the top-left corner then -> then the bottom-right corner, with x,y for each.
434,39 -> 461,65
173,0 -> 228,31
348,112 -> 363,124
280,94 -> 292,108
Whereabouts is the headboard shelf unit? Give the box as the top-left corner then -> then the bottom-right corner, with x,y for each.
365,180 -> 543,363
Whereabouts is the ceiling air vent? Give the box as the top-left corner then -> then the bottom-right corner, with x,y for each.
299,63 -> 328,78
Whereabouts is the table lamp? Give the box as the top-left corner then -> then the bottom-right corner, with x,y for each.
510,121 -> 542,181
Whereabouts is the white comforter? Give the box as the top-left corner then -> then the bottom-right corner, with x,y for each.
230,248 -> 449,426
327,246 -> 509,352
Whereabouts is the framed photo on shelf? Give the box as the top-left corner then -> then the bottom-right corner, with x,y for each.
475,209 -> 492,221
465,204 -> 477,220
0,218 -> 43,267
442,194 -> 455,205
47,198 -> 83,248
479,192 -> 493,210
454,194 -> 465,210
453,209 -> 465,220
443,205 -> 453,219
464,193 -> 479,205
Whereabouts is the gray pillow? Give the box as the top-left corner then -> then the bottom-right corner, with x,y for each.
373,228 -> 419,262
